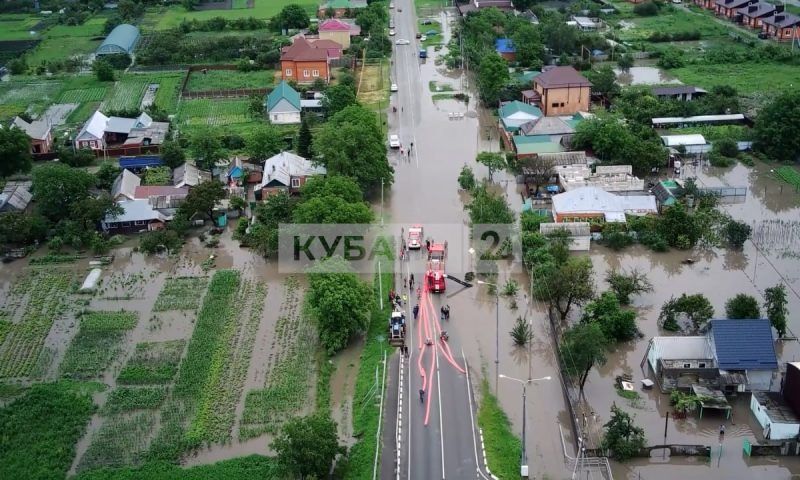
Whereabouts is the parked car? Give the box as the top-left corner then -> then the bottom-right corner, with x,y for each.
389,29 -> 396,36
396,39 -> 410,45
390,2 -> 394,8
389,134 -> 401,148
416,32 -> 422,39
390,83 -> 398,92
420,35 -> 427,42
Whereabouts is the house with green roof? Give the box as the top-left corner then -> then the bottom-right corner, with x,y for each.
265,81 -> 302,125
498,101 -> 542,133
512,135 -> 564,158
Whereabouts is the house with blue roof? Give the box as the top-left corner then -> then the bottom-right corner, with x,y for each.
265,81 -> 302,125
495,38 -> 516,61
646,318 -> 778,393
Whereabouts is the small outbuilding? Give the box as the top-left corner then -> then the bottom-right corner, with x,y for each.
539,222 -> 591,251
266,81 -> 302,125
96,24 -> 140,56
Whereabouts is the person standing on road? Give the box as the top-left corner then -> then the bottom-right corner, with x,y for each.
419,389 -> 425,402
413,304 -> 419,320
410,273 -> 415,289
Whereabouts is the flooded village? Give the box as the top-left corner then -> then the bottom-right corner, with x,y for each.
1,0 -> 800,479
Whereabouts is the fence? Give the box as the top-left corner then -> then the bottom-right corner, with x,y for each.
95,144 -> 160,158
181,88 -> 269,99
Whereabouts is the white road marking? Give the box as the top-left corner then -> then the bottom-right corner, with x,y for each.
436,351 -> 446,480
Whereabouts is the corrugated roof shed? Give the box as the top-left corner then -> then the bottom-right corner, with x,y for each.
711,319 -> 777,370
495,38 -> 516,53
0,181 -> 33,212
97,24 -> 140,55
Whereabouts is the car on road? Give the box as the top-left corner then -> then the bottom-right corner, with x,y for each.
389,2 -> 394,8
389,134 -> 401,148
397,7 -> 402,11
389,29 -> 396,36
396,39 -> 410,45
390,83 -> 398,92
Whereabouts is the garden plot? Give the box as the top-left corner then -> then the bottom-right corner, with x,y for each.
178,99 -> 253,126
77,411 -> 158,472
0,80 -> 63,117
147,270 -> 241,460
97,271 -> 155,300
0,269 -> 74,379
240,277 -> 315,439
58,87 -> 107,104
102,386 -> 169,414
104,80 -> 148,112
185,70 -> 271,92
60,311 -> 138,380
117,340 -> 186,385
153,277 -> 209,311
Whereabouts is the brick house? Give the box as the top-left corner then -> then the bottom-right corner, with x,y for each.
715,0 -> 758,19
317,0 -> 367,19
319,18 -> 356,49
695,0 -> 716,10
531,66 -> 592,117
280,37 -> 339,84
12,116 -> 53,154
761,11 -> 800,41
738,2 -> 778,28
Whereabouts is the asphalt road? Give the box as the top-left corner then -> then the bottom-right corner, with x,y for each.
381,1 -> 492,479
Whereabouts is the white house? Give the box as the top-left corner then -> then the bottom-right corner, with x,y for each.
750,362 -> 800,440
265,81 -> 302,125
258,151 -> 327,196
75,110 -> 168,150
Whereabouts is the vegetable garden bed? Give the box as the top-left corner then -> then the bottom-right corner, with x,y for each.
117,340 -> 186,385
60,311 -> 138,380
153,277 -> 209,311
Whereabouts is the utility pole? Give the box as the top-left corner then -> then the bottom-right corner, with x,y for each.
380,177 -> 384,226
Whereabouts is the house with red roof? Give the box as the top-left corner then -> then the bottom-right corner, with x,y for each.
309,38 -> 342,60
280,37 -> 340,84
319,18 -> 356,48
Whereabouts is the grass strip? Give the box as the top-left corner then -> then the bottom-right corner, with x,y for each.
339,269 -> 392,479
73,455 -> 279,479
477,379 -> 522,480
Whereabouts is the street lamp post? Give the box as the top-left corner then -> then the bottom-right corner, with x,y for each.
499,374 -> 552,478
476,279 -> 499,391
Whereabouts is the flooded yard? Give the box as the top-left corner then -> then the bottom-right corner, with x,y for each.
615,66 -> 683,86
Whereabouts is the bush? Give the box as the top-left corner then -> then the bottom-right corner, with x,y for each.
634,1 -> 659,16
714,137 -> 739,158
657,47 -> 685,69
140,229 -> 182,254
708,151 -> 734,167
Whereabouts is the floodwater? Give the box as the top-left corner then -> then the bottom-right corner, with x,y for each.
329,339 -> 364,447
615,67 -> 682,86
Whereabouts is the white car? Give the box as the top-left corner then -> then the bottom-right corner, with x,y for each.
390,83 -> 398,92
420,35 -> 427,42
389,29 -> 396,36
389,134 -> 401,149
390,2 -> 394,8
396,39 -> 410,45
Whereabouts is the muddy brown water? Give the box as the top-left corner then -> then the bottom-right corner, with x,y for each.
614,67 -> 682,86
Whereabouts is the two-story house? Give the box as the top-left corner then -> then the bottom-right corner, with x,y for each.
531,66 -> 592,117
318,18 -> 357,49
280,37 -> 340,84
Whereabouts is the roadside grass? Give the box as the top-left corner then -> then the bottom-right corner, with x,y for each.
415,0 -> 446,11
339,269 -> 392,479
144,0 -> 318,30
669,62 -> 800,95
478,379 -> 522,480
117,340 -> 186,385
73,455 -> 280,479
60,311 -> 138,380
0,382 -> 100,480
418,19 -> 443,48
185,70 -> 274,92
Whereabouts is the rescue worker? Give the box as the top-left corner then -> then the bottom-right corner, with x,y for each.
444,304 -> 450,320
440,306 -> 446,321
419,389 -> 425,402
440,331 -> 448,342
410,274 -> 415,289
412,304 -> 419,319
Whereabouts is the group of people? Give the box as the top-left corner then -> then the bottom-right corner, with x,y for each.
440,304 -> 450,320
399,142 -> 414,162
388,290 -> 406,309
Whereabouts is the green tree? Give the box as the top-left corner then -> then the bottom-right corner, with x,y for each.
764,284 -> 788,337
547,256 -> 595,321
71,193 -> 123,231
458,164 -> 476,191
0,212 -> 48,245
321,83 -> 358,117
657,47 -> 685,69
57,148 -> 95,168
312,105 -> 393,194
753,90 -> 800,162
509,21 -> 543,69
160,140 -> 186,169
95,161 -> 121,190
714,137 -> 739,158
190,128 -> 224,170
31,163 -> 95,221
582,291 -> 638,342
476,151 -> 506,181
633,1 -> 659,15
605,269 -> 653,305
307,257 -> 375,354
245,125 -> 283,161
143,166 -> 172,185
248,192 -> 293,256
601,405 -> 646,460
300,175 -> 363,203
0,127 -> 32,177
723,219 -> 751,249
178,180 -> 225,221
725,293 -> 761,319
560,322 -> 608,393
271,414 -> 343,479
297,114 -> 312,158
586,65 -> 620,100
293,196 -> 373,224
477,53 -> 509,106
659,293 -> 714,331
617,54 -> 634,72
466,184 -> 514,226
93,59 -> 115,82
659,203 -> 699,249
510,316 -> 533,347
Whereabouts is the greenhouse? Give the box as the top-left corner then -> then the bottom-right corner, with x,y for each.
96,24 -> 140,56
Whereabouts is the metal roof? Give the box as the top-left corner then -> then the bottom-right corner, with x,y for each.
105,199 -> 165,223
495,38 -> 516,53
660,134 -> 707,147
97,24 -> 140,55
652,114 -> 746,125
711,319 -> 777,370
534,66 -> 592,88
651,86 -> 707,96
513,135 -> 563,155
111,169 -> 141,200
259,152 -> 326,189
552,187 -> 657,215
266,81 -> 301,112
